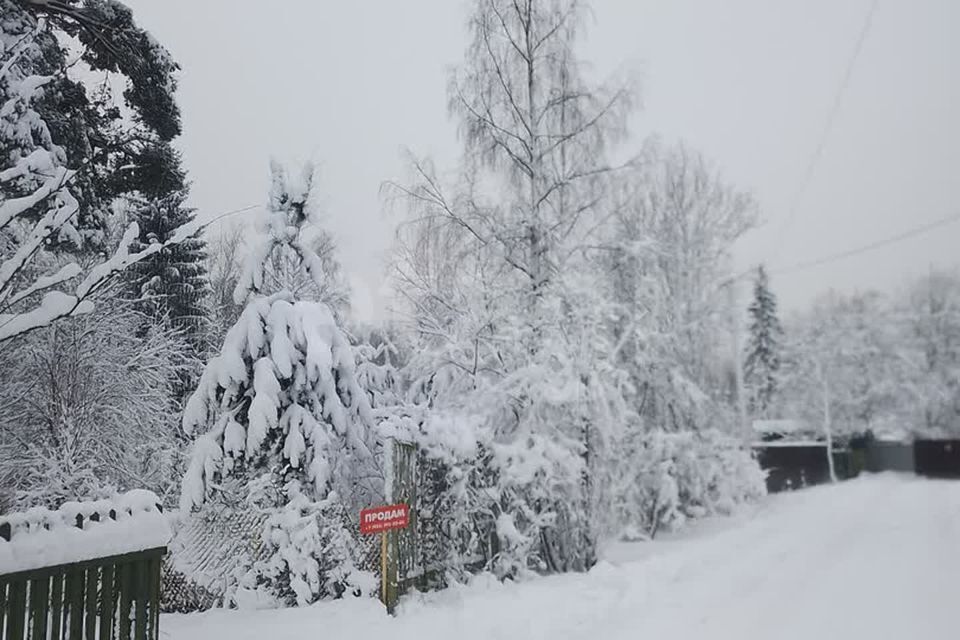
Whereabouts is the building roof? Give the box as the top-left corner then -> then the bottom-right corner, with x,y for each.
752,419 -> 809,435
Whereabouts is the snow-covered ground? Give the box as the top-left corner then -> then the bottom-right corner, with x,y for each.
163,474 -> 960,640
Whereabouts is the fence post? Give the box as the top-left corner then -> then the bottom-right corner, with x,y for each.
383,438 -> 417,614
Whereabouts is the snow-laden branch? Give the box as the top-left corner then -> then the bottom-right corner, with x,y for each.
0,203 -> 203,344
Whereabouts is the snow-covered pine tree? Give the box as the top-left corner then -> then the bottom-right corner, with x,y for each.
180,162 -> 379,606
4,0 -> 183,245
127,188 -> 210,354
744,264 -> 784,415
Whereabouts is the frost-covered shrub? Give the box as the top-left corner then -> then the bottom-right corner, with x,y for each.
616,429 -> 766,538
0,300 -> 192,511
241,482 -> 376,607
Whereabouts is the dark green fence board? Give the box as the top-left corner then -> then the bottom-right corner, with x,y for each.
67,569 -> 85,640
49,574 -> 64,640
85,567 -> 99,640
0,581 -> 7,637
117,563 -> 132,640
133,565 -> 147,640
28,575 -> 48,640
99,566 -> 114,640
6,581 -> 26,640
148,557 -> 160,640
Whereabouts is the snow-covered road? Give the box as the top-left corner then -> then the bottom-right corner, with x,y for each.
163,474 -> 960,640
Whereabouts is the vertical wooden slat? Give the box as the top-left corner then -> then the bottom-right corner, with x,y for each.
99,566 -> 114,640
49,574 -> 64,640
66,569 -> 85,640
146,557 -> 160,640
132,560 -> 147,640
28,575 -> 49,640
117,564 -> 132,640
84,568 -> 98,640
0,579 -> 8,639
6,580 -> 27,640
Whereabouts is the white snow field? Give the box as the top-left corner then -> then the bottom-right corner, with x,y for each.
164,474 -> 960,640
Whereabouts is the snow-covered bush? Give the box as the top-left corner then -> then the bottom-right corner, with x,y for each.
180,162 -> 380,605
616,429 -> 766,539
240,481 -> 375,607
0,298 -> 193,511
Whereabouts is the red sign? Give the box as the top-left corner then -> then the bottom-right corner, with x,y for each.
360,503 -> 410,535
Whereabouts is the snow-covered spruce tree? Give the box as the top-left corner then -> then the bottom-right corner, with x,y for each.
180,162 -> 379,606
127,188 -> 211,355
744,264 -> 783,416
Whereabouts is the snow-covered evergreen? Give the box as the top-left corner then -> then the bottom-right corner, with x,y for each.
128,191 -> 211,354
180,162 -> 379,605
744,265 -> 784,416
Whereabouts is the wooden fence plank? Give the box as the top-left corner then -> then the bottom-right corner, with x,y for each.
133,560 -> 147,640
49,574 -> 64,640
117,564 -> 132,640
28,575 -> 49,640
147,557 -> 160,640
85,567 -> 99,640
66,569 -> 85,640
0,580 -> 7,638
99,566 -> 115,640
6,580 -> 27,640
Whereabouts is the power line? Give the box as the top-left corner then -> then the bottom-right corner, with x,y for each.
769,0 -> 880,258
200,204 -> 261,228
770,211 -> 960,276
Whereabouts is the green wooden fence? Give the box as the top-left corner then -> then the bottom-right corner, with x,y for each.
0,546 -> 165,640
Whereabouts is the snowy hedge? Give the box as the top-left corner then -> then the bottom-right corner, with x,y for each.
615,429 -> 766,539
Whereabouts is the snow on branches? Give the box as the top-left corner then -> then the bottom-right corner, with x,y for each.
179,162 -> 378,605
0,12 -> 197,345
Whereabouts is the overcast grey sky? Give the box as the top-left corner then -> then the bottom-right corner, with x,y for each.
124,0 -> 960,323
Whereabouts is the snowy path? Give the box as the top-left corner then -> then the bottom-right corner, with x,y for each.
163,474 -> 960,640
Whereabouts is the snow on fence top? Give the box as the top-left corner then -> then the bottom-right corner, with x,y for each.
0,490 -> 172,575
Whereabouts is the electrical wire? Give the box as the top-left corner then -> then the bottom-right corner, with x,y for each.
770,211 -> 960,276
769,0 -> 880,257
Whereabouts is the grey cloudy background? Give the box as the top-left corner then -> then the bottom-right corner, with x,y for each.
124,0 -> 960,323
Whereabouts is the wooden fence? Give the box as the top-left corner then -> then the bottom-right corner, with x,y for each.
0,491 -> 169,640
0,547 -> 165,640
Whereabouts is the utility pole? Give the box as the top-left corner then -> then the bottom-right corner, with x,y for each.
721,275 -> 749,438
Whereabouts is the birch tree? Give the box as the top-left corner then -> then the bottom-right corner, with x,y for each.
391,0 -> 633,575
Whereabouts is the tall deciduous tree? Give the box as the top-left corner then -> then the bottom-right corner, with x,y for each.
391,0 -> 633,575
744,264 -> 783,416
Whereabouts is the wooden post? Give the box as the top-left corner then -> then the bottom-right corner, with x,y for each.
380,531 -> 387,610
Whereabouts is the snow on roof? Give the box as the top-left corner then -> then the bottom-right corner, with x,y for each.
751,440 -> 827,448
752,419 -> 809,434
0,490 -> 171,575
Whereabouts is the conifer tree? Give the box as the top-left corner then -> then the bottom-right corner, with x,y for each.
744,265 -> 784,415
180,162 -> 378,606
127,190 -> 210,352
